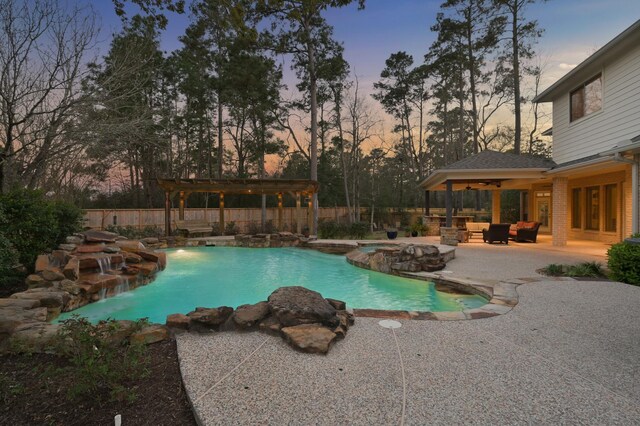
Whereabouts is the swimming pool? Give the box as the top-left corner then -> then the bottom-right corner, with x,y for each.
57,247 -> 487,323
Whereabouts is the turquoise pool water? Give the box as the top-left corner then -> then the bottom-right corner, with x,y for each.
57,247 -> 487,323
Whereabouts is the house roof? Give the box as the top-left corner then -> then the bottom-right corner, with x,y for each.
419,150 -> 556,191
534,19 -> 640,103
440,150 -> 556,170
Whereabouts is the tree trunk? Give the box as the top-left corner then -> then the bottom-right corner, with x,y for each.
334,89 -> 353,223
307,31 -> 319,234
466,14 -> 480,154
512,2 -> 521,154
217,94 -> 224,177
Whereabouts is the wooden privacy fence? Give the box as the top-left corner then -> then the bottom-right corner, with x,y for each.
84,207 -> 355,233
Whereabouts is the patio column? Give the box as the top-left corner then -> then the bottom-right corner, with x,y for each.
277,193 -> 283,231
491,190 -> 501,224
552,177 -> 568,246
164,191 -> 171,236
424,190 -> 430,215
179,191 -> 186,220
308,196 -> 313,235
295,192 -> 302,234
219,192 -> 225,235
445,180 -> 453,227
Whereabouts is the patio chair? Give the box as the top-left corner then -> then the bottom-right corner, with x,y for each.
482,223 -> 511,245
509,221 -> 541,243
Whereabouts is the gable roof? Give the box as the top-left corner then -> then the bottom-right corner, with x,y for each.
534,19 -> 640,103
440,150 -> 556,171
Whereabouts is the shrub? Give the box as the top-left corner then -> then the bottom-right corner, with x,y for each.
105,225 -> 163,240
319,220 -> 370,239
51,200 -> 84,243
0,219 -> 20,290
349,221 -> 370,239
224,221 -> 239,235
565,261 -> 605,278
264,220 -> 277,234
608,241 -> 640,285
53,316 -> 150,402
540,264 -> 564,276
0,189 -> 82,270
247,221 -> 262,235
318,220 -> 347,239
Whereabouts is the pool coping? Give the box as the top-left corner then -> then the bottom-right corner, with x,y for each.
345,248 -> 521,321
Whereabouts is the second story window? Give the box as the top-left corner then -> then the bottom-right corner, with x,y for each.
570,73 -> 602,122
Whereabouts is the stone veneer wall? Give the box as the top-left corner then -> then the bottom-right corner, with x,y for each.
552,177 -> 569,246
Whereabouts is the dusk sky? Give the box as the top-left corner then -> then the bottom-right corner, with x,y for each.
87,0 -> 640,91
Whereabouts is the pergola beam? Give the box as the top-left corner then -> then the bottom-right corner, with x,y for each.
159,178 -> 319,236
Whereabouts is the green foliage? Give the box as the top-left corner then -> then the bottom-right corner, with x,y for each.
540,263 -> 564,277
318,220 -> 346,239
51,200 -> 85,244
225,221 -> 240,235
0,189 -> 82,271
348,221 -> 370,239
53,316 -> 150,402
0,207 -> 20,290
411,221 -> 427,235
608,242 -> 640,285
318,220 -> 370,239
105,225 -> 164,240
565,262 -> 605,278
541,262 -> 606,278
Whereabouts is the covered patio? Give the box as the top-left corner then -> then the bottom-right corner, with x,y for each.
156,178 -> 319,236
419,150 -> 556,238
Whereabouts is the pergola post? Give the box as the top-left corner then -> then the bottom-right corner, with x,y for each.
219,192 -> 225,235
492,189 -> 501,224
277,193 -> 283,231
307,195 -> 313,235
445,180 -> 453,227
295,192 -> 302,234
164,192 -> 171,236
179,191 -> 186,220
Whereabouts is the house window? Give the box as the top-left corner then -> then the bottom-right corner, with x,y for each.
585,186 -> 600,231
570,74 -> 602,122
604,184 -> 617,232
571,188 -> 581,229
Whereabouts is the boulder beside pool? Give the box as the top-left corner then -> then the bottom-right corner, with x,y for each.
165,286 -> 354,354
267,286 -> 339,328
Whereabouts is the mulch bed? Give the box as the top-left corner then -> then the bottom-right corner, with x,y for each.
0,339 -> 196,426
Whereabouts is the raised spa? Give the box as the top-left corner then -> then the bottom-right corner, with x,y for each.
57,247 -> 487,323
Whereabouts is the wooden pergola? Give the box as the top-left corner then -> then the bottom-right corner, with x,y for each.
156,178 -> 319,236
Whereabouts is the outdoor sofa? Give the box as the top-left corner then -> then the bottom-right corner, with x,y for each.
509,221 -> 541,243
482,223 -> 511,244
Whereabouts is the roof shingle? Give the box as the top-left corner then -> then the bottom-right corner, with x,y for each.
441,150 -> 556,170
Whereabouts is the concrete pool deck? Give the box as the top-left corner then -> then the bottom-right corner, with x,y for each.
176,237 -> 640,424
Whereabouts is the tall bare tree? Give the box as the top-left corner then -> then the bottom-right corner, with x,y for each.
256,0 -> 365,234
0,0 -> 97,192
